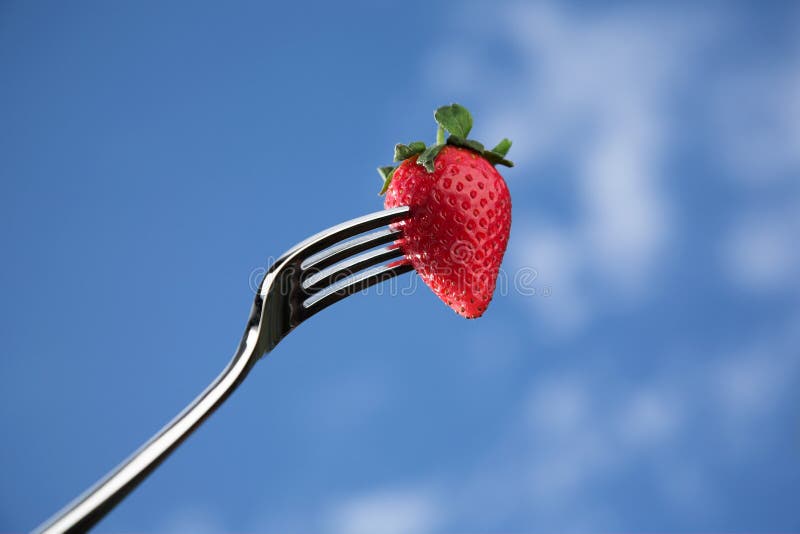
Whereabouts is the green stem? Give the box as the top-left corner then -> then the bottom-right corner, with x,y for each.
436,125 -> 445,145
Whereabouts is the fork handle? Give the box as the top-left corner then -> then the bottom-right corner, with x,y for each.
33,327 -> 262,533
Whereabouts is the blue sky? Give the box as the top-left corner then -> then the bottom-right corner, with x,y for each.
1,1 -> 799,533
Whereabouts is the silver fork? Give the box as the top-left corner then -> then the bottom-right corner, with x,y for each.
34,206 -> 412,534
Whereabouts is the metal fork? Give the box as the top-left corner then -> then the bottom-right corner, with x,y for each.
34,206 -> 412,534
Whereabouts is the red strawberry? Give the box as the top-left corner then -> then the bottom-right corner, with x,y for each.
377,104 -> 513,318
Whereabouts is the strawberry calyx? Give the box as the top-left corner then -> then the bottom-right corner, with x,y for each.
377,103 -> 514,195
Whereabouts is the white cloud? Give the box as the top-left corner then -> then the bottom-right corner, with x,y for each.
618,387 -> 683,446
473,322 -> 798,524
290,321 -> 799,532
159,506 -> 222,534
519,376 -> 684,508
579,114 -> 670,291
722,210 -> 800,292
425,1 -> 800,333
425,2 -> 715,330
525,376 -> 590,436
326,488 -> 442,534
711,55 -> 800,183
382,1 -> 800,528
510,223 -> 589,333
713,346 -> 798,420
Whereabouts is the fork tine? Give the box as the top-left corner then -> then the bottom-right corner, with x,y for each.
302,261 -> 414,317
301,226 -> 403,273
277,206 -> 410,266
302,245 -> 405,293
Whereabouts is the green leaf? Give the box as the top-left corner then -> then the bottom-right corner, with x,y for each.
377,166 -> 396,195
377,166 -> 394,181
417,144 -> 444,173
393,141 -> 426,161
482,151 -> 515,167
491,138 -> 512,157
449,135 -> 514,167
434,104 -> 473,138
447,135 -> 485,153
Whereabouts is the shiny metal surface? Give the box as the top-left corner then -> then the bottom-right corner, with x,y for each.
34,206 -> 411,534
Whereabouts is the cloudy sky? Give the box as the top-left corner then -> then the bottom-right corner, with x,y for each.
1,1 -> 799,532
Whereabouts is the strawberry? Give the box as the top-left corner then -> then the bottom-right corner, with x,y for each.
377,104 -> 513,318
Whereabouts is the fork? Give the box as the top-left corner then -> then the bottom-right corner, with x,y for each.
34,206 -> 412,534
